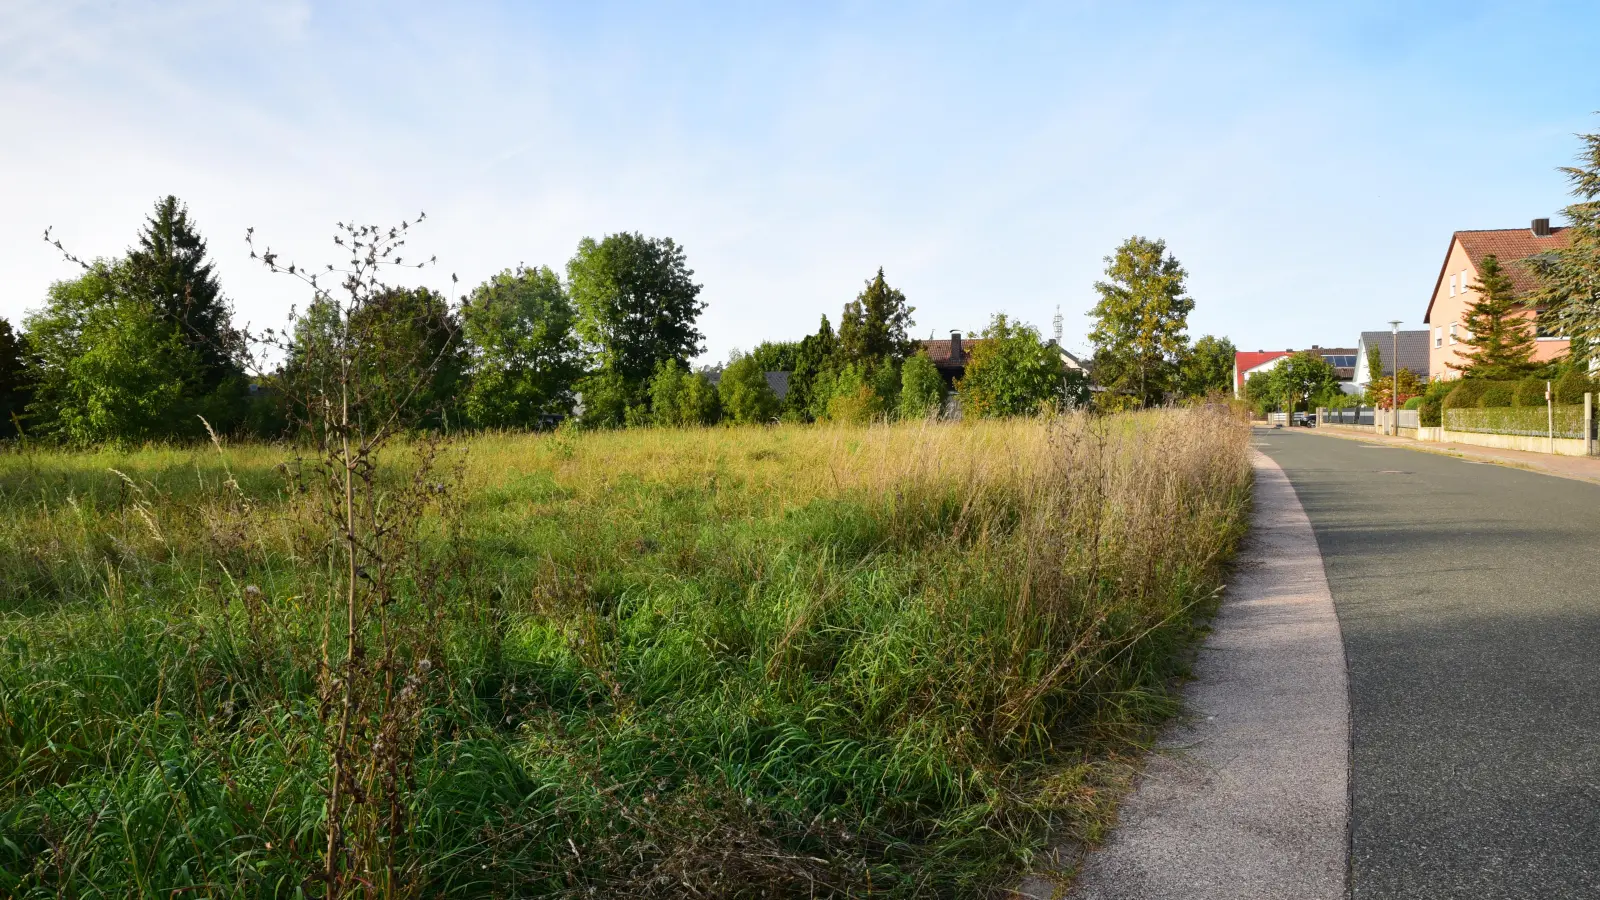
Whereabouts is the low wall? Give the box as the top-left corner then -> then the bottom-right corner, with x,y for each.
1438,428 -> 1590,457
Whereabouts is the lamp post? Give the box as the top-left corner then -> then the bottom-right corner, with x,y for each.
1389,320 -> 1402,435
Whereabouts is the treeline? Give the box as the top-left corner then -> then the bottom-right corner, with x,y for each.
0,197 -> 1091,446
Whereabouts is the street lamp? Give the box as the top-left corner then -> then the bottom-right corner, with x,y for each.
1389,320 -> 1402,435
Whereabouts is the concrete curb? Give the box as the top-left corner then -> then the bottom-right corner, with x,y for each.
1052,448 -> 1351,900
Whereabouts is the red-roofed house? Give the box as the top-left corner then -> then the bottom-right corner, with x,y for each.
1423,219 -> 1570,381
1234,350 -> 1290,397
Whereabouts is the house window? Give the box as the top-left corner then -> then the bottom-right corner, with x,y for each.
1434,327 -> 1442,348
1462,270 -> 1473,293
1449,273 -> 1457,296
1449,323 -> 1458,344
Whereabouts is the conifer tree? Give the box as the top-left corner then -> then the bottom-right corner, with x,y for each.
837,268 -> 916,365
124,195 -> 242,387
1447,254 -> 1537,379
1532,125 -> 1600,360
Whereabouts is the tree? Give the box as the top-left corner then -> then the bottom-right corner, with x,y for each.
824,362 -> 884,424
1243,370 -> 1277,416
285,287 -> 465,431
25,261 -> 211,444
1088,236 -> 1194,407
899,351 -> 945,419
718,352 -> 780,424
124,195 -> 243,388
1361,344 -> 1385,404
784,315 -> 838,419
1266,351 -> 1340,413
956,313 -> 1066,418
460,266 -> 583,428
647,359 -> 719,426
1369,368 -> 1423,410
568,233 -> 705,405
0,318 -> 28,438
747,341 -> 800,373
1180,334 -> 1237,397
1532,125 -> 1600,362
837,268 -> 916,365
1447,254 -> 1538,379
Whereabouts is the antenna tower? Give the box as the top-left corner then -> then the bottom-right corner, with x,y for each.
1052,305 -> 1063,344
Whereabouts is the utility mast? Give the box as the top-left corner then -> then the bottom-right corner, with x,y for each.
1052,305 -> 1063,344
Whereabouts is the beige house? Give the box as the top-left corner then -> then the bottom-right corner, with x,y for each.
1423,219 -> 1570,381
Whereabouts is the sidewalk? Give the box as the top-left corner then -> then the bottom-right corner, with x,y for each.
1294,425 -> 1600,485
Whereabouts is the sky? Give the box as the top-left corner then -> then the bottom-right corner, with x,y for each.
3,0 -> 1598,364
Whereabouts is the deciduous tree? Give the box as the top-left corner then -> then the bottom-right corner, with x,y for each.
1088,237 -> 1193,407
1179,334 -> 1236,397
957,313 -> 1065,418
568,232 -> 705,403
898,350 -> 945,419
460,265 -> 582,428
718,352 -> 779,424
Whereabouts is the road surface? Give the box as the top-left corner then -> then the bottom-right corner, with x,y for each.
1259,428 -> 1600,899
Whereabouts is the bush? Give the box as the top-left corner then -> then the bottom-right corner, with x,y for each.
1401,396 -> 1424,410
718,353 -> 780,425
1419,395 -> 1442,427
1555,368 -> 1596,405
1515,377 -> 1546,408
1443,379 -> 1488,410
1478,381 -> 1516,408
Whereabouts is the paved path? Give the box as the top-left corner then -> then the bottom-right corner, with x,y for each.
1260,428 -> 1600,898
1058,449 -> 1350,900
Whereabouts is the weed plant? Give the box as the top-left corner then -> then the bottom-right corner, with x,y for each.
0,409 -> 1250,897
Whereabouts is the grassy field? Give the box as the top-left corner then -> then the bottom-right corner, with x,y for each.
0,409 -> 1251,898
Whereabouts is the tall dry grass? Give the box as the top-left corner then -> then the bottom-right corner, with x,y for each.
0,407 -> 1251,897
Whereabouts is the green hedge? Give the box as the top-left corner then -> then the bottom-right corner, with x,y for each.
1515,378 -> 1546,407
1443,380 -> 1489,409
1445,405 -> 1587,438
1479,381 -> 1516,408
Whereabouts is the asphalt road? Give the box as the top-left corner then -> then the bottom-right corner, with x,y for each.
1256,429 -> 1600,899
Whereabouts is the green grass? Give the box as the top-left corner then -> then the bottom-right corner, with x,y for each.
0,410 -> 1251,898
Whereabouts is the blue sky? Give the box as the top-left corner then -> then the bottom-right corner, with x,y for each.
3,1 -> 1597,363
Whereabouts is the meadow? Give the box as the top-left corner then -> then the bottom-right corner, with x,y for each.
0,409 -> 1251,898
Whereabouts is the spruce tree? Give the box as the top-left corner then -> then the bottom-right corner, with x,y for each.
124,195 -> 242,387
1532,125 -> 1600,360
837,268 -> 916,365
1447,254 -> 1537,379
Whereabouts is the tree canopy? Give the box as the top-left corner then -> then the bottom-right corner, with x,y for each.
568,232 -> 705,398
956,314 -> 1065,418
124,195 -> 242,388
837,268 -> 916,366
1450,254 -> 1538,379
1088,236 -> 1193,407
460,265 -> 582,428
1180,334 -> 1237,397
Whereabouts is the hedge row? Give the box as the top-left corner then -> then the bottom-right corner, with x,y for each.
1441,370 -> 1600,411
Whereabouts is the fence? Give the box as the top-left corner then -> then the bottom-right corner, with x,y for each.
1444,405 -> 1586,439
1322,407 -> 1374,426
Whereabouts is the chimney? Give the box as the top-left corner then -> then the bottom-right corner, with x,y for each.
950,331 -> 963,362
1532,218 -> 1552,237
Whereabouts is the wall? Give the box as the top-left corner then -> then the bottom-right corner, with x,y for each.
1437,428 -> 1590,457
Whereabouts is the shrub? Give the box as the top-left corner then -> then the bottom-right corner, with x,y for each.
1443,379 -> 1487,410
1514,377 -> 1546,407
718,352 -> 780,424
1555,368 -> 1596,405
1401,396 -> 1424,410
899,351 -> 946,420
1478,381 -> 1516,408
1419,394 -> 1442,427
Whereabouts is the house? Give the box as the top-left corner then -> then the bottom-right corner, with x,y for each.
1233,346 -> 1360,398
918,331 -> 1088,387
1423,219 -> 1570,382
1353,330 -> 1430,393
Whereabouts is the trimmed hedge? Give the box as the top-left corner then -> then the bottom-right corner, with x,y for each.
1444,380 -> 1489,409
1402,396 -> 1424,410
1555,369 -> 1598,405
1479,381 -> 1516,408
1515,378 -> 1546,407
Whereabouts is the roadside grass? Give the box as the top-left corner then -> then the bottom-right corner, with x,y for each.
0,409 -> 1251,897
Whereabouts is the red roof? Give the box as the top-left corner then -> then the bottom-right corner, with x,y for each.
1424,227 -> 1571,323
1234,351 -> 1290,392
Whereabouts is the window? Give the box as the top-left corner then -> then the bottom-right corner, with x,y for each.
1449,323 -> 1458,344
1434,327 -> 1442,348
1449,273 -> 1457,296
1461,270 -> 1473,294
